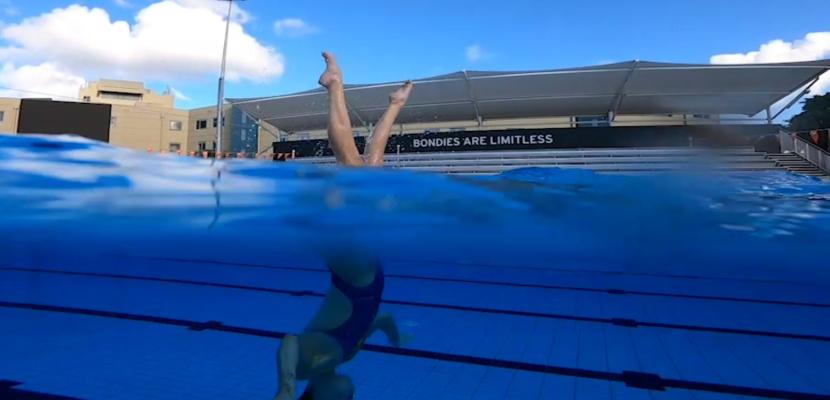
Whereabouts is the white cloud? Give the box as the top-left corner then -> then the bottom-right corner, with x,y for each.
274,18 -> 318,37
711,32 -> 830,64
113,0 -> 132,8
465,44 -> 491,63
0,62 -> 86,99
169,87 -> 191,102
0,1 -> 283,99
711,32 -> 830,98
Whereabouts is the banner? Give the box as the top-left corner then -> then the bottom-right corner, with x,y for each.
274,125 -> 780,159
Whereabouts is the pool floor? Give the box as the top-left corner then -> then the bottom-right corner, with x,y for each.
1,256 -> 829,399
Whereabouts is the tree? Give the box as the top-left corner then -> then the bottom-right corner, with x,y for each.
788,93 -> 830,132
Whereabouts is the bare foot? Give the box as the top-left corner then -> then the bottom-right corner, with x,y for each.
318,51 -> 343,88
389,80 -> 414,106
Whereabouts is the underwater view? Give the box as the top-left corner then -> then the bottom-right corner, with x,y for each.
1,134 -> 829,399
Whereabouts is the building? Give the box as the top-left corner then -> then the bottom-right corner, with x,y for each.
188,104 -> 259,155
80,80 -> 175,109
0,98 -> 20,133
80,80 -> 190,152
2,81 -> 219,155
0,80 -> 193,153
0,79 -> 269,156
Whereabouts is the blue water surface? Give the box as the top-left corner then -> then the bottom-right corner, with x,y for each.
1,134 -> 829,400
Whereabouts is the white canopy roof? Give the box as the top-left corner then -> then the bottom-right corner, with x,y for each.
230,60 -> 830,132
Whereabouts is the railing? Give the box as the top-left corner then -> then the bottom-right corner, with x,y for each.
792,131 -> 830,174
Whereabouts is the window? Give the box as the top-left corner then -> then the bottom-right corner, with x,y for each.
213,118 -> 217,127
169,143 -> 181,152
575,116 -> 610,128
241,130 -> 247,141
169,121 -> 183,131
198,142 -> 207,151
692,114 -> 712,119
82,96 -> 91,102
212,141 -> 217,150
99,91 -> 142,101
242,113 -> 248,124
297,132 -> 311,140
110,116 -> 117,126
196,120 -> 208,130
0,111 -> 4,122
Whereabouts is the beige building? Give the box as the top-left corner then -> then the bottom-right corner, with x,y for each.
81,80 -> 262,155
80,80 -> 175,109
1,81 -> 257,155
188,105 -> 229,153
0,98 -> 20,133
80,80 -> 191,153
108,104 -> 190,152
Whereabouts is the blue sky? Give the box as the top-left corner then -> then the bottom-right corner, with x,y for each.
0,0 -> 829,113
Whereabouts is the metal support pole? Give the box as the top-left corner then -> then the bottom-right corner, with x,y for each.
216,0 -> 242,154
771,75 -> 821,121
345,101 -> 370,132
609,60 -> 639,122
248,116 -> 285,157
462,71 -> 483,127
766,107 -> 772,125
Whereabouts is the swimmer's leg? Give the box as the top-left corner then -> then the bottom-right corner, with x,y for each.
274,335 -> 299,400
319,51 -> 363,166
276,333 -> 345,399
301,372 -> 356,400
370,313 -> 403,347
364,81 -> 414,166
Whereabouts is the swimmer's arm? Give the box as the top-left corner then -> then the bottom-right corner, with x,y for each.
370,313 -> 403,347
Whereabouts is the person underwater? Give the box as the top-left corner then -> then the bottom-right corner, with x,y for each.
274,251 -> 404,400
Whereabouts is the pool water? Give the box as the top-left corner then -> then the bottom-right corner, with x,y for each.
1,134 -> 829,400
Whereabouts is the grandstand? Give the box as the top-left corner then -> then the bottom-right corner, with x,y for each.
231,59 -> 830,176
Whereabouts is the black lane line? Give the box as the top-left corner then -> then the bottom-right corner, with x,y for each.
0,380 -> 83,400
150,254 -> 816,286
1,301 -> 827,400
145,257 -> 830,309
4,267 -> 829,343
388,272 -> 830,309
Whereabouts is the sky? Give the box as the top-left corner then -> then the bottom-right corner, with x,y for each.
0,0 -> 828,121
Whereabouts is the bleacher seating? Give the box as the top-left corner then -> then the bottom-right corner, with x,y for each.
293,147 -> 825,176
